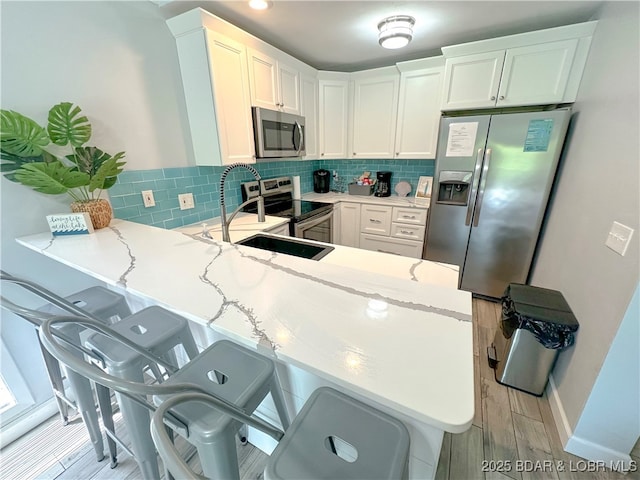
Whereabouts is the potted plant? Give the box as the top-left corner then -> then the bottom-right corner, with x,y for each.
1,102 -> 126,229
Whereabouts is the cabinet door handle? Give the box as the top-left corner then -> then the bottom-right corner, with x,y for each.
369,219 -> 381,224
402,215 -> 416,220
499,95 -> 505,100
490,96 -> 496,101
400,230 -> 413,235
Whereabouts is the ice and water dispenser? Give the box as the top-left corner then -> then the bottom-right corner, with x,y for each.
436,171 -> 473,205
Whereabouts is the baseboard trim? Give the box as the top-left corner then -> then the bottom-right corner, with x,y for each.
546,375 -> 572,447
546,376 -> 635,472
0,398 -> 59,449
565,436 -> 634,472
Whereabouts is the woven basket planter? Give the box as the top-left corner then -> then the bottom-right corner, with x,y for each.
70,199 -> 113,230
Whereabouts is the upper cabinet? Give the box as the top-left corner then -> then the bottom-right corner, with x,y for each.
318,72 -> 350,159
168,24 -> 255,166
247,47 -> 301,115
300,73 -> 319,159
395,57 -> 444,159
441,21 -> 596,110
349,67 -> 400,159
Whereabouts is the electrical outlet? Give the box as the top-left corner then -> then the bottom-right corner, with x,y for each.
178,193 -> 194,210
605,221 -> 634,256
141,190 -> 155,208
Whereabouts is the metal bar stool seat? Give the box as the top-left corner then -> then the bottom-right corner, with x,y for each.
265,387 -> 410,480
156,339 -> 290,479
0,272 -> 133,464
39,314 -> 291,480
40,285 -> 131,323
149,387 -> 410,480
85,305 -> 200,477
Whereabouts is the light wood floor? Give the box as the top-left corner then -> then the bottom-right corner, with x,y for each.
1,298 -> 638,479
435,298 -> 640,480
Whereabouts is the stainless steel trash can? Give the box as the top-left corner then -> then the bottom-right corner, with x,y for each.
488,284 -> 579,396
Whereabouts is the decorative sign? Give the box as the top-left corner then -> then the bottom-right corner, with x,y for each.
415,176 -> 433,199
46,213 -> 94,236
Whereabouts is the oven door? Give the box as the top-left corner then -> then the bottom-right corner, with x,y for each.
294,210 -> 333,243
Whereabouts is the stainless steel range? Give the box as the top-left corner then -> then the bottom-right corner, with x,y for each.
241,176 -> 334,243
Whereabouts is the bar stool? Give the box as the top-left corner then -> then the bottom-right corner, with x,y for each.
0,271 -> 132,464
150,387 -> 410,480
265,387 -> 409,479
82,307 -> 289,480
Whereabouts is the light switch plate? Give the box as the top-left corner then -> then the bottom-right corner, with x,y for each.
178,193 -> 194,210
141,190 -> 155,208
605,221 -> 634,256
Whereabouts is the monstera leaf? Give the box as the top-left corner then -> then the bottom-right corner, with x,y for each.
14,161 -> 90,195
47,102 -> 92,147
0,150 -> 57,182
0,109 -> 50,156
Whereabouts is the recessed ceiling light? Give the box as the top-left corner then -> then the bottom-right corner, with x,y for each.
249,0 -> 269,10
378,15 -> 415,49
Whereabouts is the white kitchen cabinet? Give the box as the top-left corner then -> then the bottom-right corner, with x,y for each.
247,48 -> 300,114
395,57 -> 444,159
357,204 -> 428,258
300,73 -> 319,160
350,67 -> 399,159
170,27 -> 255,166
360,204 -> 392,236
360,234 -> 424,258
318,72 -> 350,159
441,50 -> 505,110
338,202 -> 360,248
497,39 -> 578,107
441,22 -> 596,110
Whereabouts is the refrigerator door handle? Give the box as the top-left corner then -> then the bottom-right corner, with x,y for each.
472,148 -> 492,227
465,148 -> 486,226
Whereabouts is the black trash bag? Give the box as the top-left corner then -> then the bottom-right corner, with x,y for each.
500,285 -> 579,350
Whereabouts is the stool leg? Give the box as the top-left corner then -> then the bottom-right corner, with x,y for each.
65,366 -> 105,462
270,375 -> 291,431
180,333 -> 199,361
112,365 -> 160,480
37,335 -> 69,425
96,383 -> 118,468
197,422 -> 240,480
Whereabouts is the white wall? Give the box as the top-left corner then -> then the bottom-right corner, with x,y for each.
530,0 -> 639,456
0,0 -> 192,418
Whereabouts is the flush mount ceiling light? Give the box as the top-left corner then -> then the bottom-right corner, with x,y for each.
378,15 -> 415,49
249,0 -> 270,10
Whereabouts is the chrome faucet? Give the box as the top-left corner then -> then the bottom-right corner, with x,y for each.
219,163 -> 265,243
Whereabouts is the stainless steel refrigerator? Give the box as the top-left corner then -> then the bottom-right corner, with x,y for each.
424,108 -> 571,298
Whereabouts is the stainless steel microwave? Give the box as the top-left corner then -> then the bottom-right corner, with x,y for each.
252,107 -> 305,158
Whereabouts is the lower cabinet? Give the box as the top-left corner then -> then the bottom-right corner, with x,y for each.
339,202 -> 361,248
338,202 -> 427,258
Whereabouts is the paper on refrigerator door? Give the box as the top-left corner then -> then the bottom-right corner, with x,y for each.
446,122 -> 479,157
292,176 -> 301,199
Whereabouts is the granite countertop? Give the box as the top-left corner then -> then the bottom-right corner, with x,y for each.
16,219 -> 473,433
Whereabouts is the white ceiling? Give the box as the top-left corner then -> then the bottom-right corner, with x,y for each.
157,1 -> 602,71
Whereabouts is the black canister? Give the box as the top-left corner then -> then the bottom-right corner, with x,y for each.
313,169 -> 330,193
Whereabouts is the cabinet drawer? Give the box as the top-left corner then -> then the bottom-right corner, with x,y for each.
391,223 -> 425,241
392,207 -> 427,225
360,234 -> 423,259
360,205 -> 392,236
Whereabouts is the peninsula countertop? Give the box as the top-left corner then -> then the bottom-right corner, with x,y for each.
16,219 -> 473,434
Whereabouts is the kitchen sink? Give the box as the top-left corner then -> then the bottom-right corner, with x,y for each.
236,234 -> 334,261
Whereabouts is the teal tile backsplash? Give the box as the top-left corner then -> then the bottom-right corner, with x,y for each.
110,159 -> 434,229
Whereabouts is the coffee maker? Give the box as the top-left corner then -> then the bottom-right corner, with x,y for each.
313,169 -> 330,193
374,171 -> 392,197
